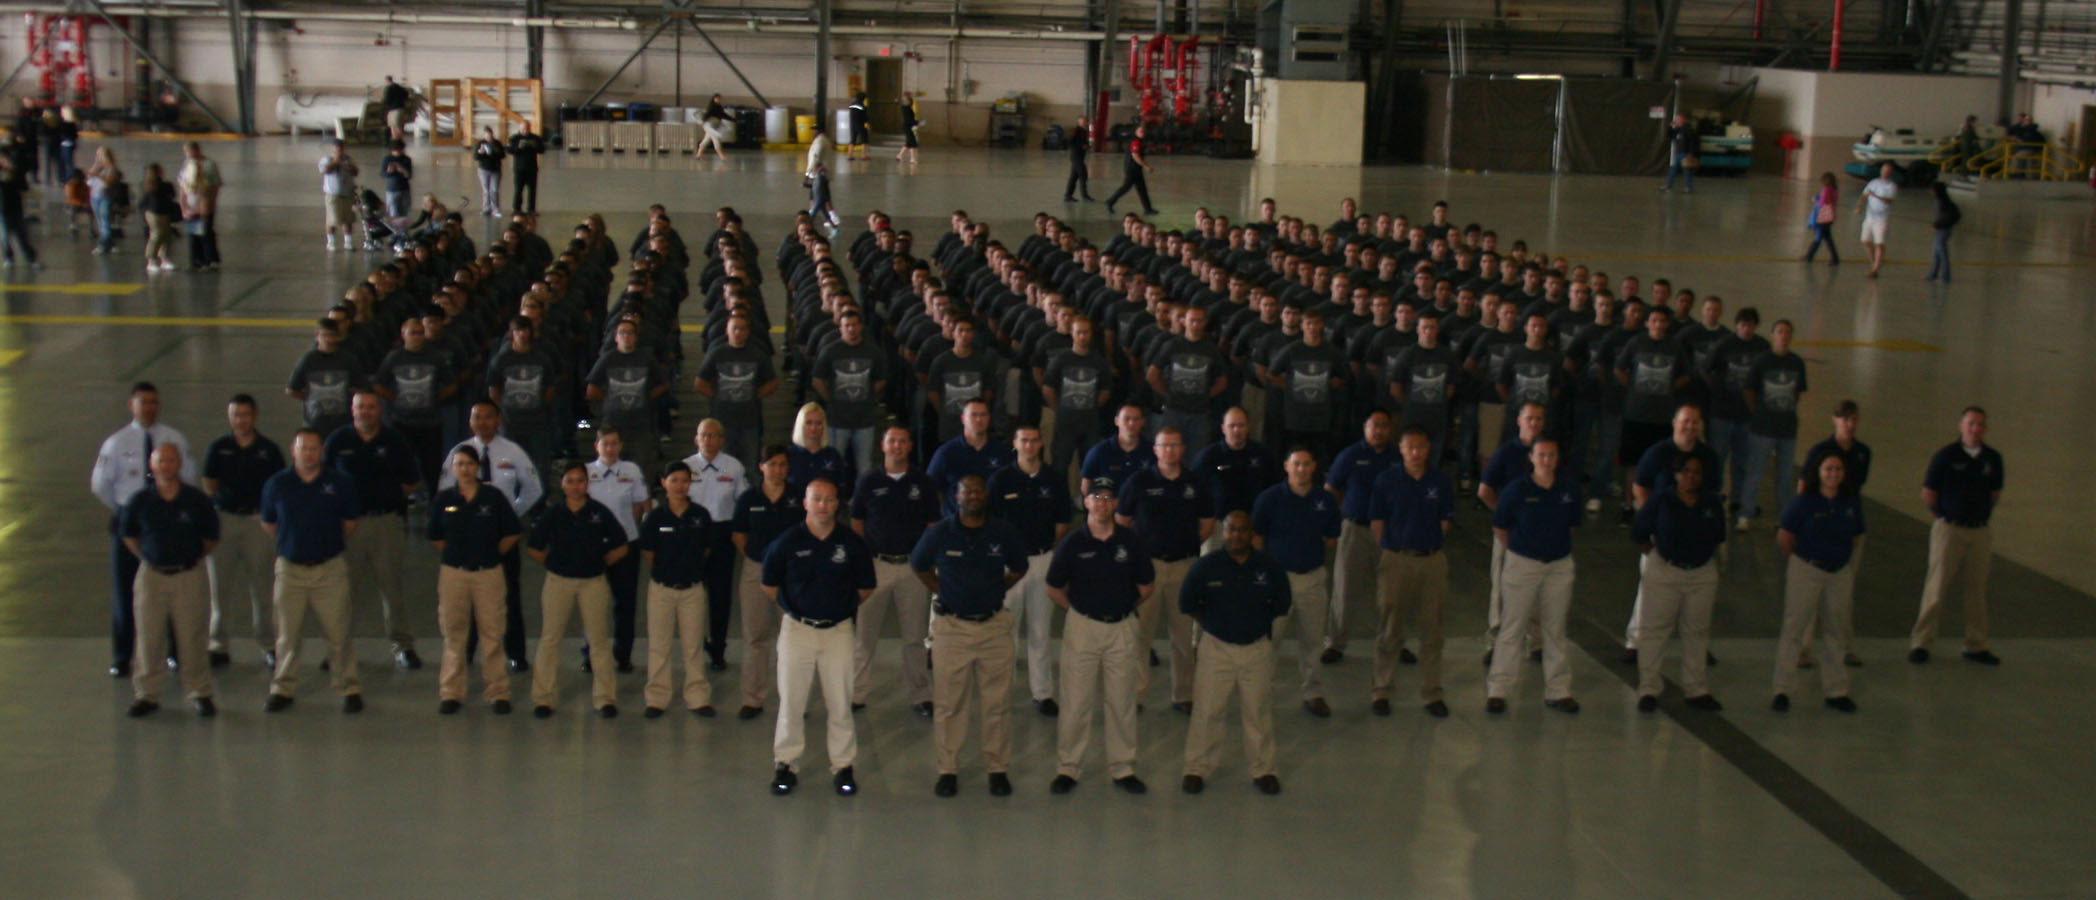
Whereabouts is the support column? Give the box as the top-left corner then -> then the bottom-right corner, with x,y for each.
815,0 -> 833,121
1998,0 -> 2021,122
526,0 -> 546,81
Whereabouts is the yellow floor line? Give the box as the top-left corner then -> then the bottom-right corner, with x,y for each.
0,349 -> 23,367
1569,251 -> 2092,268
0,313 -> 309,328
0,282 -> 145,296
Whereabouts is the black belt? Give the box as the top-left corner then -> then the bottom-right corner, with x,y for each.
1657,554 -> 1708,570
876,553 -> 911,564
1391,547 -> 1441,557
284,555 -> 340,567
1079,609 -> 1131,624
218,507 -> 258,516
1347,518 -> 1370,527
935,604 -> 1000,623
1941,519 -> 1988,529
788,613 -> 844,629
149,562 -> 198,575
654,580 -> 699,591
1797,556 -> 1845,574
1154,554 -> 1193,563
449,562 -> 501,572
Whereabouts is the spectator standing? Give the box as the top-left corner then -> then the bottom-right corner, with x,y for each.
176,142 -> 223,270
472,126 -> 506,218
1925,182 -> 1960,284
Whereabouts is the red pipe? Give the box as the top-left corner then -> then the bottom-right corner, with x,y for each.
1753,0 -> 1764,39
1829,0 -> 1844,70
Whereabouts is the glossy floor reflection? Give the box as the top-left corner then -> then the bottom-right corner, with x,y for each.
0,136 -> 2090,898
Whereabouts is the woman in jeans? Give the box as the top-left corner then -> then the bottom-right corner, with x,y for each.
1803,172 -> 1839,265
86,146 -> 122,254
138,162 -> 180,273
1925,182 -> 1961,283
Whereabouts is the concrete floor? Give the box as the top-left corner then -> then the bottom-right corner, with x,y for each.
1,136 -> 2091,899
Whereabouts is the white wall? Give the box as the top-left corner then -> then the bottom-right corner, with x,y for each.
2028,82 -> 2096,151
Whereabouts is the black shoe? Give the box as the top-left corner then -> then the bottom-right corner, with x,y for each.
1481,648 -> 1493,667
1171,701 -> 1193,715
1181,774 -> 1205,794
342,694 -> 364,714
1424,700 -> 1449,718
534,705 -> 553,718
509,658 -> 531,673
934,773 -> 959,797
708,655 -> 728,671
395,648 -> 423,670
1106,200 -> 1116,214
692,705 -> 717,718
1684,694 -> 1723,711
265,693 -> 294,713
912,701 -> 934,718
644,706 -> 664,719
1303,698 -> 1332,718
1035,697 -> 1060,717
1962,650 -> 2001,666
1545,697 -> 1579,713
1062,196 -> 1077,203
192,697 -> 216,718
439,699 -> 463,715
1486,697 -> 1506,714
1399,647 -> 1418,665
1844,652 -> 1864,668
1320,647 -> 1343,664
127,699 -> 160,718
1637,695 -> 1658,712
1082,195 -> 1097,201
1529,648 -> 1543,663
850,702 -> 867,711
1141,208 -> 1160,216
109,662 -> 130,678
834,766 -> 857,796
492,700 -> 513,715
599,704 -> 618,719
1254,775 -> 1282,795
262,651 -> 277,671
1908,647 -> 1930,664
1113,775 -> 1147,794
1050,774 -> 1078,794
616,658 -> 636,673
1706,651 -> 1719,666
988,772 -> 1013,796
1150,649 -> 1161,667
1771,693 -> 1790,712
772,763 -> 797,795
1371,698 -> 1392,717
318,658 -> 327,672
209,651 -> 232,669
1619,648 -> 1638,666
1798,656 -> 1816,669
1824,696 -> 1857,713
738,705 -> 763,720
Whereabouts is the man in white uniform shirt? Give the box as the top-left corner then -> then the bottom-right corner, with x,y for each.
92,382 -> 196,678
683,418 -> 746,669
587,429 -> 652,673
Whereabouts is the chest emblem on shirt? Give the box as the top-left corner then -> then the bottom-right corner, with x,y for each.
1113,546 -> 1129,562
830,545 -> 849,564
908,485 -> 922,500
1425,487 -> 1440,500
1182,485 -> 1195,500
1253,571 -> 1269,586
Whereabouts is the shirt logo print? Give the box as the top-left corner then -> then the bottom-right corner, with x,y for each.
830,545 -> 849,564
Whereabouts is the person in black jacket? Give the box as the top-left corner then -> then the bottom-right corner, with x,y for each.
1661,113 -> 1697,193
1925,182 -> 1961,284
507,122 -> 545,214
895,95 -> 921,164
1063,116 -> 1094,203
472,126 -> 505,218
0,156 -> 40,268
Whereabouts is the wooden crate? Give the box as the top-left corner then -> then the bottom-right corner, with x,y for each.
653,122 -> 698,154
608,121 -> 654,153
564,121 -> 607,152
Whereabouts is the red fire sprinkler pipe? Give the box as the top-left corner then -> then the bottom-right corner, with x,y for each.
1753,0 -> 1765,39
1829,0 -> 1844,70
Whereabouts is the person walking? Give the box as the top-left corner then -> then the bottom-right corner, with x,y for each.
138,163 -> 179,273
1804,172 -> 1839,265
1856,162 -> 1897,277
1062,116 -> 1094,202
1925,181 -> 1961,283
895,95 -> 921,164
0,155 -> 41,269
472,126 -> 505,218
698,94 -> 731,161
1104,123 -> 1159,216
846,95 -> 871,160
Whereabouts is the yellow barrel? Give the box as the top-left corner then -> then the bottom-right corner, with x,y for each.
794,115 -> 817,144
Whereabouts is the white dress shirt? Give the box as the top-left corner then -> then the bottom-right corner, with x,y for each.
683,450 -> 744,523
586,458 -> 649,541
91,421 -> 197,511
440,434 -> 543,515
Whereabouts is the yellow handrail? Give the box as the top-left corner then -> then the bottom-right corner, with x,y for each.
1974,141 -> 2087,181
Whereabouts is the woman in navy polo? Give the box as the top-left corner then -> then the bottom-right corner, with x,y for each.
1772,454 -> 1865,713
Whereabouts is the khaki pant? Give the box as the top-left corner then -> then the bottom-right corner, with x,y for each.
1272,568 -> 1329,700
437,565 -> 509,703
644,582 -> 713,710
1800,540 -> 1863,657
133,566 -> 212,702
738,560 -> 781,709
1327,521 -> 1379,652
1241,385 -> 1268,443
1057,612 -> 1142,779
532,573 -> 616,710
1183,636 -> 1277,779
854,559 -> 931,705
1374,551 -> 1448,702
271,556 -> 359,697
932,610 -> 1017,774
1487,553 -> 1573,701
1137,557 -> 1198,704
1633,551 -> 1720,698
1911,520 -> 1992,652
1005,551 -> 1058,701
775,617 -> 858,772
208,512 -> 276,654
345,513 -> 414,651
1486,534 -> 1539,653
1776,556 -> 1855,698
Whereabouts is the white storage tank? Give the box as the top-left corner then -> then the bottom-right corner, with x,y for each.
764,106 -> 793,143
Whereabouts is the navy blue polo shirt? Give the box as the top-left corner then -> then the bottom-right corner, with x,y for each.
259,468 -> 360,563
926,436 -> 1016,516
1046,526 -> 1153,620
1117,466 -> 1212,560
762,522 -> 878,622
1924,442 -> 2004,526
1192,439 -> 1277,517
1181,549 -> 1293,645
427,485 -> 520,569
911,516 -> 1031,616
1493,475 -> 1581,562
1634,439 -> 1723,499
1630,486 -> 1726,568
1368,465 -> 1456,552
1801,437 -> 1873,491
1079,437 -> 1155,491
986,464 -> 1071,555
1250,483 -> 1342,573
1780,491 -> 1865,572
732,485 -> 804,562
202,432 -> 285,514
787,445 -> 852,500
1481,437 -> 1533,495
641,502 -> 712,587
529,498 -> 627,579
324,425 -> 423,515
120,485 -> 220,569
1326,439 -> 1400,522
850,468 -> 944,556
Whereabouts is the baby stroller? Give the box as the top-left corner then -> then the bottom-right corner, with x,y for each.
357,188 -> 409,252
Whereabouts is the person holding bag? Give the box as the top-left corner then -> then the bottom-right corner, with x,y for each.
1804,172 -> 1839,266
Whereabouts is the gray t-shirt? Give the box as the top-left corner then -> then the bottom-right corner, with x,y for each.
374,346 -> 447,430
1044,349 -> 1112,415
1159,337 -> 1227,413
696,343 -> 776,429
587,348 -> 663,439
814,340 -> 888,429
1268,341 -> 1347,432
288,348 -> 364,436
